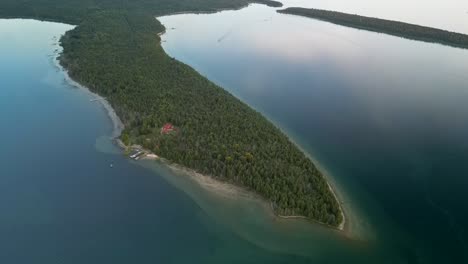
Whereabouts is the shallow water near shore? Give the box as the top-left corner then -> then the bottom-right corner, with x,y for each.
2,1 -> 468,262
0,19 -> 307,263
159,3 -> 468,263
0,19 -> 377,263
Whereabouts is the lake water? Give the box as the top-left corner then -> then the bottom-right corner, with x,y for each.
1,1 -> 468,262
279,0 -> 468,34
0,19 -> 330,263
159,3 -> 468,263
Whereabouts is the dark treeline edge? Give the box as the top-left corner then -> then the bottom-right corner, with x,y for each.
278,7 -> 468,50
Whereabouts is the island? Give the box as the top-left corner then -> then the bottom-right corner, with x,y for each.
278,7 -> 468,50
0,0 -> 343,227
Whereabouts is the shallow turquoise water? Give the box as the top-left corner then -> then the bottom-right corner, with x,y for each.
0,19 -> 320,263
159,4 -> 468,263
2,3 -> 468,262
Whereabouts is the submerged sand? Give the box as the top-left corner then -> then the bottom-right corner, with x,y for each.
167,161 -> 349,233
52,35 -> 124,140
54,28 -> 349,234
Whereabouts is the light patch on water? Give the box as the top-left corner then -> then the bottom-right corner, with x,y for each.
280,0 -> 468,34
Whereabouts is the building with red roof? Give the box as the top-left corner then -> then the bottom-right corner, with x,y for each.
161,123 -> 175,134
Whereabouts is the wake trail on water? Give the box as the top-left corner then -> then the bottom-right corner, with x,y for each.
217,28 -> 233,43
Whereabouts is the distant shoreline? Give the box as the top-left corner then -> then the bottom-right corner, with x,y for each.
278,7 -> 468,50
158,0 -> 281,18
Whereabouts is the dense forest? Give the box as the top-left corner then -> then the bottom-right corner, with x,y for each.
0,0 -> 342,226
278,7 -> 468,50
0,0 -> 281,24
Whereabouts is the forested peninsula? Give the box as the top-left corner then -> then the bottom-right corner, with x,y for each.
0,0 -> 342,227
278,7 -> 468,50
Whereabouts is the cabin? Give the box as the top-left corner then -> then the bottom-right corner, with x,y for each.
161,123 -> 175,134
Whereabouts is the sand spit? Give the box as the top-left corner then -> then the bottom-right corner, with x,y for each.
53,27 -> 349,234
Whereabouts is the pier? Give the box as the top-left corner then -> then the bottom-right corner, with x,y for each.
129,149 -> 145,160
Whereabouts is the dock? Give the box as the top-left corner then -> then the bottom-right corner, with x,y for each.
90,98 -> 105,102
129,149 -> 145,160
127,146 -> 159,161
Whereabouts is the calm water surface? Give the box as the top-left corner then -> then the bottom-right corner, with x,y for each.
281,0 -> 468,34
2,2 -> 468,262
0,19 -> 328,263
159,3 -> 468,263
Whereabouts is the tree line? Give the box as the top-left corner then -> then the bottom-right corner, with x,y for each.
279,7 -> 468,50
0,0 -> 342,226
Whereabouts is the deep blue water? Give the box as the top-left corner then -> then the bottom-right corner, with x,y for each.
159,4 -> 468,263
2,3 -> 468,262
0,19 -> 320,264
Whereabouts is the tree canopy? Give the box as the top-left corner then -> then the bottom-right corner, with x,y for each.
0,0 -> 343,227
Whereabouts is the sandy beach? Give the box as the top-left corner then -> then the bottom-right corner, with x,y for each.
54,27 -> 349,234
164,158 -> 351,233
52,35 -> 124,140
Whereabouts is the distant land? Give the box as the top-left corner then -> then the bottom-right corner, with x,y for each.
278,7 -> 468,50
0,0 -> 343,227
254,0 -> 282,8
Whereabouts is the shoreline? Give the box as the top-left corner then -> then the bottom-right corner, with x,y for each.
54,20 -> 348,233
265,122 -> 349,231
155,0 -> 285,28
159,158 -> 351,233
168,158 -> 351,233
278,7 -> 468,50
158,0 -> 282,18
157,10 -> 348,231
119,134 -> 349,233
52,35 -> 125,140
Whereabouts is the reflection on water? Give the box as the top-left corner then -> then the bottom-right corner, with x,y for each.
2,2 -> 468,261
280,0 -> 468,34
0,19 -> 320,264
159,3 -> 468,263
